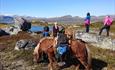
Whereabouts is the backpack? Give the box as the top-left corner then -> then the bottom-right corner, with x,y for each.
44,26 -> 49,31
57,44 -> 68,55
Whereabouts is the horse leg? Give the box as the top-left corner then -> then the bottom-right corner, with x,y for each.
75,64 -> 80,70
48,53 -> 53,70
77,57 -> 90,70
86,44 -> 92,69
53,56 -> 58,65
33,52 -> 39,63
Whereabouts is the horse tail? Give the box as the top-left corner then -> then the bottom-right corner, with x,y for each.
85,44 -> 92,68
33,43 -> 40,55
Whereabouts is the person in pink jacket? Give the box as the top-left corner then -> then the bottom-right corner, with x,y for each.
99,16 -> 113,36
84,12 -> 91,33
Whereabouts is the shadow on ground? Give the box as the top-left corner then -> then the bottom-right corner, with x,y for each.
92,58 -> 107,70
60,58 -> 107,70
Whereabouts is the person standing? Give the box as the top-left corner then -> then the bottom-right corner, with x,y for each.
84,12 -> 91,33
53,22 -> 59,37
99,16 -> 113,36
43,22 -> 50,37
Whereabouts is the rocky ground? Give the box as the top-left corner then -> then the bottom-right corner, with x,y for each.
75,31 -> 115,51
0,31 -> 115,70
0,22 -> 115,70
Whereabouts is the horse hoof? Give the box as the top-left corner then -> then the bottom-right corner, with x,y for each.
33,59 -> 37,63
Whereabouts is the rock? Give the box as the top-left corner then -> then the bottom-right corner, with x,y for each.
0,29 -> 9,36
3,26 -> 21,35
14,39 -> 37,50
2,17 -> 32,35
15,39 -> 28,50
25,40 -> 37,50
19,18 -> 31,31
75,31 -> 115,51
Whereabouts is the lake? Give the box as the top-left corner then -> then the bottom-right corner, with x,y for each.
30,26 -> 52,32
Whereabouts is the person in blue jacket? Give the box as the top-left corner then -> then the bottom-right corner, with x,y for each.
43,22 -> 50,37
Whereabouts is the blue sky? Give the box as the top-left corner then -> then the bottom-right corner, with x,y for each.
0,0 -> 115,17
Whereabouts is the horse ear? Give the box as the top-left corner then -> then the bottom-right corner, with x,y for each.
73,30 -> 75,39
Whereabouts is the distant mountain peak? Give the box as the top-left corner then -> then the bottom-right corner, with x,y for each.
0,14 -> 115,24
61,15 -> 73,18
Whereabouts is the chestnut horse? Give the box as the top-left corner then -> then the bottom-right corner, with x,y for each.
63,28 -> 92,70
33,37 -> 58,70
69,39 -> 91,70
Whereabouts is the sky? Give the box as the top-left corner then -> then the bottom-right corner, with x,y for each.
0,0 -> 115,18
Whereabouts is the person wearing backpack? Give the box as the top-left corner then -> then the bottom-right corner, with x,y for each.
43,22 -> 50,37
84,12 -> 91,33
99,16 -> 113,36
56,33 -> 69,63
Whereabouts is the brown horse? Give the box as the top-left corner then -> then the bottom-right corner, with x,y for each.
63,28 -> 92,70
33,37 -> 58,70
69,39 -> 91,70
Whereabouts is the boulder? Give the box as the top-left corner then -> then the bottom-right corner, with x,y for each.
14,18 -> 31,31
3,26 -> 21,35
0,29 -> 9,36
2,17 -> 32,35
75,31 -> 115,51
14,39 -> 37,50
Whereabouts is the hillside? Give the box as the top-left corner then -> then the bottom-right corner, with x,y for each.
0,15 -> 115,24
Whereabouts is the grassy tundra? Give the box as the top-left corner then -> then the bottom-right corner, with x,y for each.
0,21 -> 115,70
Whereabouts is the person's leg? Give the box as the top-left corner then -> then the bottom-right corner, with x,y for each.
45,32 -> 50,37
86,25 -> 89,33
43,32 -> 49,37
42,32 -> 45,37
99,26 -> 106,35
87,25 -> 90,33
106,26 -> 110,36
44,32 -> 47,37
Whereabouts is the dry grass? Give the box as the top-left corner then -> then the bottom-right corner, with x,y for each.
0,24 -> 8,28
0,31 -> 115,70
0,22 -> 115,70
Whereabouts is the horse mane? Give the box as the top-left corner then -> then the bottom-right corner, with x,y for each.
76,39 -> 86,43
39,37 -> 54,43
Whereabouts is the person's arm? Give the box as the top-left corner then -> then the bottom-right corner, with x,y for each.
57,26 -> 59,32
103,19 -> 107,26
53,26 -> 55,32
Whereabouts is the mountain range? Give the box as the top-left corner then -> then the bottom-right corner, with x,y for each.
0,15 -> 115,24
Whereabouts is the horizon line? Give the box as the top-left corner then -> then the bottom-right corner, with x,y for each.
0,13 -> 115,18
